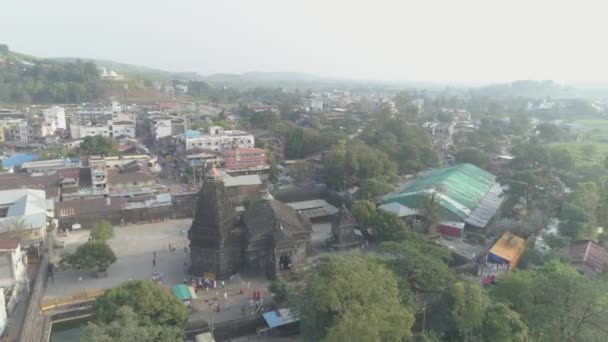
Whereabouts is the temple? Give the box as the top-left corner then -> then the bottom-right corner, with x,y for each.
188,167 -> 312,279
331,205 -> 362,249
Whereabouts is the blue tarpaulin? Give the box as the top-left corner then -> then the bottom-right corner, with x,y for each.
2,153 -> 38,168
262,309 -> 298,328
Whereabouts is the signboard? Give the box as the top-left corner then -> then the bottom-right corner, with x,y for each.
203,272 -> 216,280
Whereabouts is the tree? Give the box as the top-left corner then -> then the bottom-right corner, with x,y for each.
536,123 -> 567,142
489,260 -> 608,342
268,163 -> 280,184
351,200 -> 377,228
454,148 -> 488,168
420,185 -> 445,234
324,140 -> 397,190
360,118 -> 439,174
93,280 -> 188,330
559,182 -> 601,240
448,281 -> 485,341
61,242 -> 117,273
90,220 -> 114,242
268,278 -> 290,303
357,178 -> 393,200
74,135 -> 115,156
82,306 -> 183,342
480,303 -> 528,342
296,254 -> 413,342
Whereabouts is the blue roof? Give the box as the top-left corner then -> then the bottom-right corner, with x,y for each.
262,309 -> 298,328
185,130 -> 201,139
2,153 -> 38,168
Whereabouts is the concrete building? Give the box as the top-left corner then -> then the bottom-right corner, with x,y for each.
182,126 -> 254,152
4,119 -> 31,143
152,118 -> 173,140
20,158 -> 82,174
43,106 -> 66,131
71,118 -> 136,140
0,239 -> 28,317
423,121 -> 455,150
73,101 -> 122,125
223,147 -> 269,173
0,189 -> 53,246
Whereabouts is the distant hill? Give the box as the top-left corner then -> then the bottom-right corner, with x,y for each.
0,45 -> 104,104
471,80 -> 608,99
51,57 -> 205,82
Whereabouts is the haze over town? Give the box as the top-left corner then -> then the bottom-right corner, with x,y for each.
3,0 -> 608,83
5,1 -> 608,342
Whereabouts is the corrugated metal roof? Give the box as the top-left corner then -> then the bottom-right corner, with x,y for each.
378,202 -> 416,217
488,232 -> 526,270
383,163 -> 504,227
0,189 -> 50,232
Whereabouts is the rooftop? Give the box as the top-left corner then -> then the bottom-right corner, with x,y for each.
1,153 -> 39,168
287,200 -> 339,220
0,189 -> 52,232
383,163 -> 504,227
488,232 -> 526,270
563,240 -> 608,275
0,238 -> 20,251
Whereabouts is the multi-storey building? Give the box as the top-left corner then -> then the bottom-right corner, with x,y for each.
224,147 -> 269,173
43,106 -> 66,131
181,126 -> 254,152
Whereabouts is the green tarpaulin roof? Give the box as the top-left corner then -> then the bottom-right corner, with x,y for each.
172,284 -> 191,301
383,163 -> 497,223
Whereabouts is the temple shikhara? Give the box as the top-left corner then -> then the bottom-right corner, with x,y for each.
188,166 -> 312,279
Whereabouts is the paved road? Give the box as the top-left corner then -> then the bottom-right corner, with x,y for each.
45,219 -> 192,299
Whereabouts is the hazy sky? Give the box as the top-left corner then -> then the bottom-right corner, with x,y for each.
3,0 -> 608,83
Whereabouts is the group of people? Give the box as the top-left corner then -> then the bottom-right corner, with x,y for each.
242,290 -> 265,316
151,271 -> 164,283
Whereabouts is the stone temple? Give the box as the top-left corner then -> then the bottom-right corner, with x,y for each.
188,168 -> 312,279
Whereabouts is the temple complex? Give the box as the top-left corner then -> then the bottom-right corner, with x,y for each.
188,167 -> 312,279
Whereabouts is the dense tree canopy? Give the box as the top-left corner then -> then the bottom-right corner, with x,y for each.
454,148 -> 489,168
82,306 -> 183,342
90,220 -> 114,242
489,260 -> 608,342
0,59 -> 103,103
72,135 -> 115,156
296,254 -> 413,342
324,140 -> 397,190
93,281 -> 188,331
360,118 -> 440,174
61,242 -> 117,273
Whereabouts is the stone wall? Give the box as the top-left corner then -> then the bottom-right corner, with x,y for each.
57,195 -> 198,230
17,238 -> 51,342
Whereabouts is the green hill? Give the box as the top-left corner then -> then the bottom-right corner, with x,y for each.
0,45 -> 103,104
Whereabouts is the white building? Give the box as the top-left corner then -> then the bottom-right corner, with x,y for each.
100,67 -> 125,81
43,106 -> 66,131
4,119 -> 30,143
0,189 -> 53,246
181,126 -> 254,151
74,101 -> 122,125
71,117 -> 136,140
152,118 -> 173,140
0,239 -> 28,319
